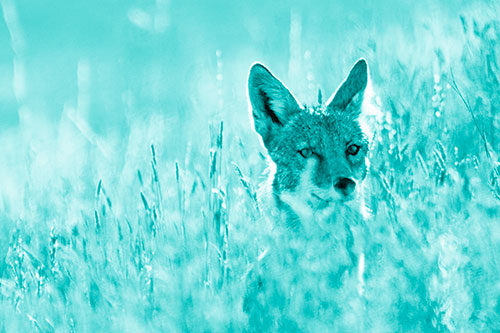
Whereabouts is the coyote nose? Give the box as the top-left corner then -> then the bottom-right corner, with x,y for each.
334,178 -> 356,197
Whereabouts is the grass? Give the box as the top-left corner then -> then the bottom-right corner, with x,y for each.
1,3 -> 500,332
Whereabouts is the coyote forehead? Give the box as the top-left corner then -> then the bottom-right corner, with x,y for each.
248,59 -> 372,222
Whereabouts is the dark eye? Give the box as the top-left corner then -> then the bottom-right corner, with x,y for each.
346,144 -> 360,156
298,148 -> 313,158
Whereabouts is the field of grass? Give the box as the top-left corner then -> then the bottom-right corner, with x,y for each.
1,1 -> 500,331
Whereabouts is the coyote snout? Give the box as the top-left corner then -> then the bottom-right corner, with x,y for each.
248,59 -> 373,223
334,177 -> 356,197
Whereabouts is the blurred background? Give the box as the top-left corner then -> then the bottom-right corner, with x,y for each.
0,0 -> 476,134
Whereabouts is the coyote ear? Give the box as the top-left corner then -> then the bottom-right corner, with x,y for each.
248,63 -> 301,148
326,59 -> 368,114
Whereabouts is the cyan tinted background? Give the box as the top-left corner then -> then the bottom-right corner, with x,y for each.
1,0 -> 469,136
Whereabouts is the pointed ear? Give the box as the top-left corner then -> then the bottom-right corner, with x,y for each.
248,63 -> 301,148
326,59 -> 368,114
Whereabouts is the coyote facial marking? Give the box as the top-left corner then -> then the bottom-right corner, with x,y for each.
248,59 -> 371,222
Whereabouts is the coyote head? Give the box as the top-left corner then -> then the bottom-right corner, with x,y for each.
248,59 -> 372,220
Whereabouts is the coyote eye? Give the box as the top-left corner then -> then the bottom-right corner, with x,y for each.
346,144 -> 360,156
298,148 -> 313,158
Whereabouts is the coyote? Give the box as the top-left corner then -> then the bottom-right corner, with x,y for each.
248,59 -> 373,225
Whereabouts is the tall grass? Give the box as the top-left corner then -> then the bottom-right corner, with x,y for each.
1,3 -> 500,332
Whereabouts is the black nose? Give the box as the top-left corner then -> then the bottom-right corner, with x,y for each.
334,178 -> 356,196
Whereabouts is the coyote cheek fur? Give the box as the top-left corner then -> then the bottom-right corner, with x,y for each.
248,59 -> 372,224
